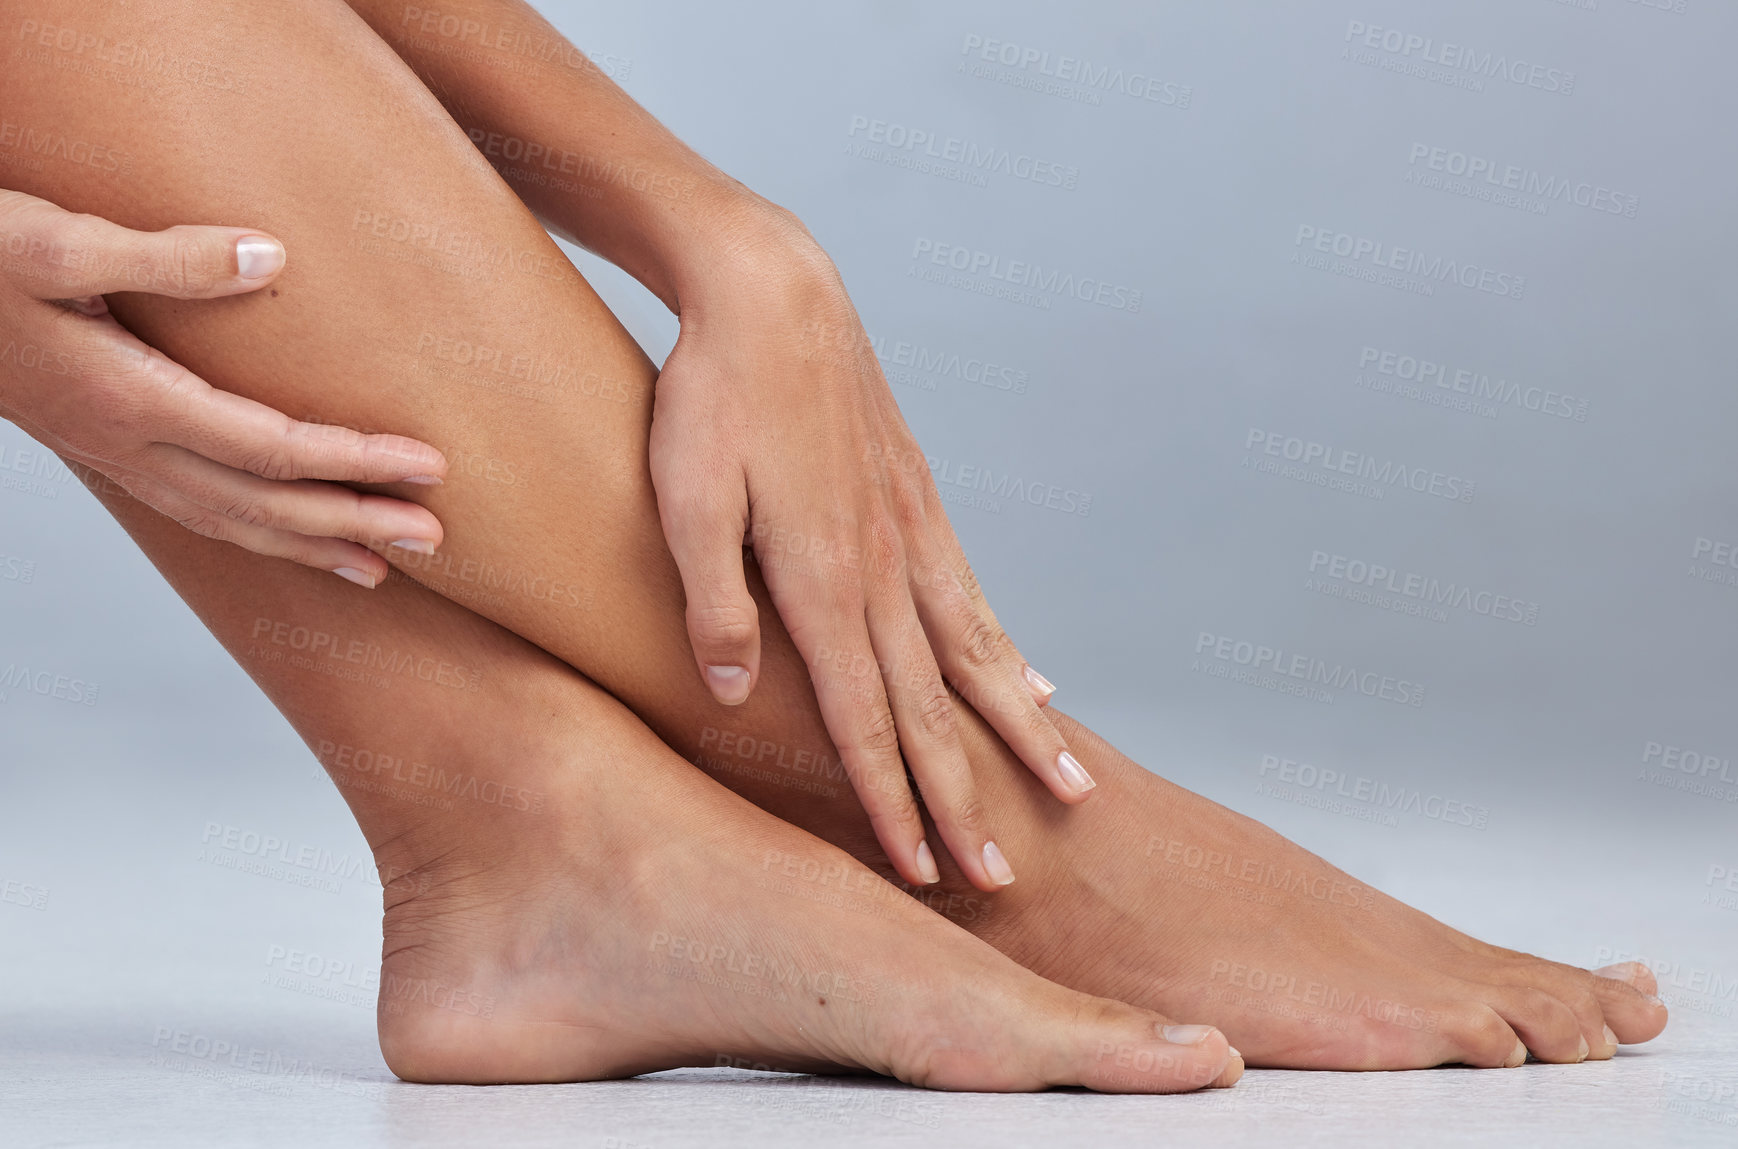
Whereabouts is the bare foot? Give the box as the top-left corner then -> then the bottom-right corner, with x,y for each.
355,691 -> 1242,1092
895,713 -> 1669,1070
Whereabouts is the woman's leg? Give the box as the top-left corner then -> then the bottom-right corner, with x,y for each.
0,0 -> 1663,1069
70,469 -> 1233,1089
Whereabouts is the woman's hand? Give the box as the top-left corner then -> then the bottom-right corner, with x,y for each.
0,189 -> 447,587
650,206 -> 1090,893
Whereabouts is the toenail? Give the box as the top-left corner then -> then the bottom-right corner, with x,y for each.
1576,1036 -> 1589,1062
981,841 -> 1015,886
1603,1025 -> 1619,1049
1592,962 -> 1642,985
1161,1024 -> 1215,1046
914,840 -> 940,885
1057,751 -> 1096,795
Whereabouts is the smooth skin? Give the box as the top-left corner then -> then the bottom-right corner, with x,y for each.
0,0 -> 1664,1075
0,192 -> 450,585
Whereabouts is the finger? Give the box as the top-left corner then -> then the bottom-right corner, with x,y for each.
131,442 -> 444,554
0,192 -> 288,301
655,472 -> 761,705
789,607 -> 935,888
78,316 -> 447,483
112,468 -> 393,587
910,543 -> 1092,804
866,586 -> 1012,892
918,511 -> 1056,707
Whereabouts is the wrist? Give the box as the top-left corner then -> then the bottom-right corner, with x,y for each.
659,192 -> 841,318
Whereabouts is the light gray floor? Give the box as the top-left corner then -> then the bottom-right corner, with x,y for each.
4,1008 -> 1735,1148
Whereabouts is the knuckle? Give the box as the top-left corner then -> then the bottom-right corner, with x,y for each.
217,492 -> 277,530
914,686 -> 958,741
689,601 -> 757,647
862,514 -> 904,579
945,793 -> 988,835
852,705 -> 902,758
166,228 -> 217,294
955,615 -> 1005,672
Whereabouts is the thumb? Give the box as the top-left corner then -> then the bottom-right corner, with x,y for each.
656,474 -> 762,706
1,191 -> 285,301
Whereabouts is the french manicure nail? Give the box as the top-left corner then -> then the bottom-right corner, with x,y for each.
704,665 -> 751,705
389,538 -> 437,555
1592,962 -> 1638,982
1603,1025 -> 1618,1048
1057,750 -> 1096,795
236,236 -> 285,281
1160,1025 -> 1214,1045
1023,663 -> 1055,699
915,840 -> 940,885
401,474 -> 443,486
981,841 -> 1015,886
332,567 -> 375,589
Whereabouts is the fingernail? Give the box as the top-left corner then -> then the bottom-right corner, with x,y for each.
981,841 -> 1015,886
1023,663 -> 1055,699
705,665 -> 751,705
389,538 -> 437,555
1592,962 -> 1641,985
1160,1025 -> 1215,1046
1576,1035 -> 1589,1062
1603,1025 -> 1619,1049
1057,750 -> 1096,795
402,474 -> 443,486
332,567 -> 376,589
236,236 -> 285,281
1228,1046 -> 1242,1061
1507,1039 -> 1528,1068
915,840 -> 940,885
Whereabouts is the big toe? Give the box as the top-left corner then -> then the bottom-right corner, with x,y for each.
1053,999 -> 1236,1094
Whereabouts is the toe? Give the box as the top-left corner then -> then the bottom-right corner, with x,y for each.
1589,967 -> 1669,1045
1062,1000 -> 1233,1094
1484,985 -> 1588,1064
1594,961 -> 1658,996
1443,1003 -> 1526,1069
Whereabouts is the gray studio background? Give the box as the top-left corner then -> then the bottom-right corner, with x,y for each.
4,0 -> 1735,1145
